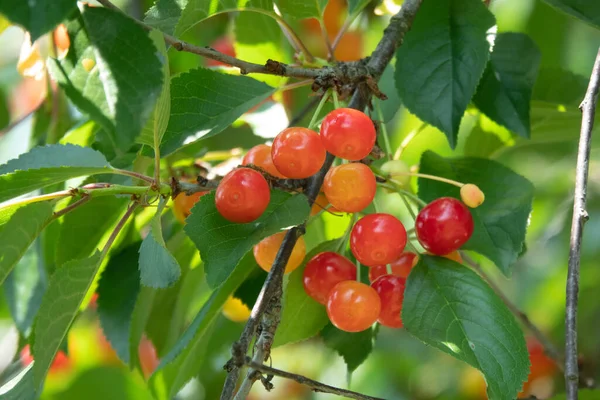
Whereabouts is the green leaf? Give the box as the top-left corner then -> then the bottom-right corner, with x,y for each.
157,68 -> 275,157
97,243 -> 141,365
377,64 -> 402,122
56,196 -> 128,266
144,0 -> 187,36
542,0 -> 600,29
137,29 -> 171,150
0,202 -> 54,285
402,255 -> 529,400
49,6 -> 163,152
548,390 -> 600,400
0,365 -> 38,400
139,198 -> 180,288
0,144 -> 112,203
532,68 -> 588,106
274,240 -> 339,347
321,323 -> 376,373
5,242 -> 47,336
0,0 -> 76,41
473,33 -> 541,138
347,0 -> 371,16
33,252 -> 103,386
185,190 -> 310,288
274,0 -> 328,19
149,253 -> 256,399
418,151 -> 534,276
394,0 -> 495,148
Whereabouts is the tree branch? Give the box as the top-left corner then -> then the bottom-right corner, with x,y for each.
461,253 -> 564,370
565,47 -> 600,399
244,357 -> 386,400
221,2 -> 424,399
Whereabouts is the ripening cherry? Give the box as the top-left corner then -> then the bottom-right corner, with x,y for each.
310,192 -> 329,216
271,127 -> 326,178
415,197 -> 474,255
303,252 -> 356,304
222,296 -> 252,322
320,108 -> 376,161
460,183 -> 485,208
350,213 -> 407,267
253,232 -> 306,274
327,281 -> 381,332
371,275 -> 406,328
323,163 -> 376,212
139,335 -> 159,380
243,144 -> 286,178
173,190 -> 208,224
519,338 -> 558,396
369,252 -> 416,282
215,168 -> 270,223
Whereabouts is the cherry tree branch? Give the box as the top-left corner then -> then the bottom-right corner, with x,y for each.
244,357 -> 386,400
221,2 -> 424,399
565,47 -> 600,399
461,253 -> 564,370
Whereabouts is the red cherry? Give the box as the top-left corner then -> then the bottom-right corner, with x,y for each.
415,197 -> 474,255
371,275 -> 406,328
271,127 -> 326,178
242,144 -> 286,178
207,36 -> 236,67
139,335 -> 159,380
369,252 -> 416,282
350,213 -> 407,267
323,163 -> 376,212
326,281 -> 381,332
320,108 -> 376,161
21,345 -> 71,373
215,168 -> 270,223
303,252 -> 357,304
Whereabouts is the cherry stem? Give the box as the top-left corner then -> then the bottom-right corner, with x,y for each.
337,213 -> 357,253
399,191 -> 418,221
405,240 -> 420,254
332,90 -> 341,109
356,260 -> 361,282
308,90 -> 332,130
319,18 -> 335,61
393,122 -> 427,160
386,264 -> 392,275
375,102 -> 392,159
389,171 -> 464,188
279,79 -> 312,92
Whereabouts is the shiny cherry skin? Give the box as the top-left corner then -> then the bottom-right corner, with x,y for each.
303,252 -> 357,304
350,213 -> 407,267
173,190 -> 208,223
320,108 -> 376,161
415,197 -> 474,255
371,275 -> 406,328
323,163 -> 376,212
253,232 -> 306,274
271,127 -> 326,178
369,252 -> 417,282
243,144 -> 286,178
326,281 -> 381,332
215,168 -> 270,223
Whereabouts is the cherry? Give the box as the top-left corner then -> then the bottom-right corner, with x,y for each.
173,190 -> 208,224
271,127 -> 326,178
222,296 -> 251,322
138,335 -> 159,380
21,344 -> 71,373
326,281 -> 381,332
415,197 -> 474,255
369,252 -> 416,282
323,163 -> 376,212
320,108 -> 376,161
460,183 -> 485,208
310,192 -> 330,216
350,213 -> 407,267
371,275 -> 406,328
53,24 -> 70,57
519,338 -> 558,396
206,36 -> 236,67
215,168 -> 270,223
243,144 -> 286,178
380,159 -> 411,187
427,250 -> 463,264
253,231 -> 306,274
303,252 -> 357,304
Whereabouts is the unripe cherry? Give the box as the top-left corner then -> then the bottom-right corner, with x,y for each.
253,232 -> 306,274
460,184 -> 485,208
320,108 -> 376,160
323,163 -> 376,213
215,168 -> 270,223
172,191 -> 208,223
350,213 -> 407,267
380,159 -> 411,188
271,127 -> 326,178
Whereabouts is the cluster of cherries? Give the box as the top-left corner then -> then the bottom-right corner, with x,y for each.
174,107 -> 483,332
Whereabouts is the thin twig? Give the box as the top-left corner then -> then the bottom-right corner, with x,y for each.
461,253 -> 564,370
245,358 -> 386,400
320,19 -> 335,61
221,1 -> 424,399
52,195 -> 90,219
565,47 -> 600,399
112,168 -> 155,184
